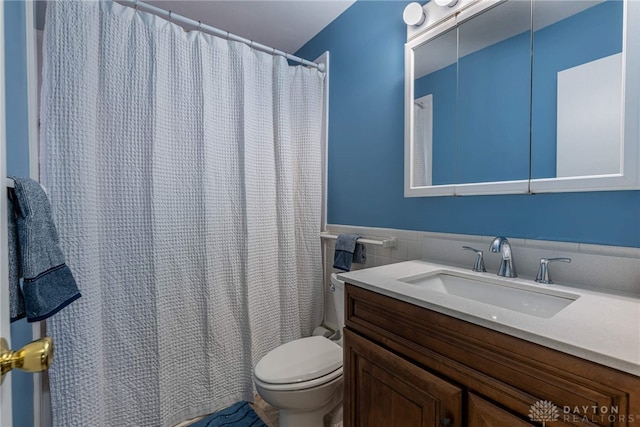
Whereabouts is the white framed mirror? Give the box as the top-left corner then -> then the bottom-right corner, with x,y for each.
404,0 -> 640,197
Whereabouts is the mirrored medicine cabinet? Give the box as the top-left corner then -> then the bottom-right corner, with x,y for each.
405,0 -> 640,197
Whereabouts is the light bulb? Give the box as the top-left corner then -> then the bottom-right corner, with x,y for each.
403,2 -> 426,26
433,0 -> 458,7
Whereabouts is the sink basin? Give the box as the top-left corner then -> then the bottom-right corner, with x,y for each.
398,272 -> 579,318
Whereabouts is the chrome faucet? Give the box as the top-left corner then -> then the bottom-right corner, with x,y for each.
489,236 -> 517,278
462,246 -> 487,272
535,257 -> 571,284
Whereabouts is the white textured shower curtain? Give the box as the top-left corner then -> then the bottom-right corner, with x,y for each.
41,2 -> 324,426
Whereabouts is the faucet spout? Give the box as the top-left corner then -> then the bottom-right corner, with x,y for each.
489,236 -> 518,278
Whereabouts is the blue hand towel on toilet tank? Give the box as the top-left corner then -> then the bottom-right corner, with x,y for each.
9,177 -> 81,322
333,233 -> 366,271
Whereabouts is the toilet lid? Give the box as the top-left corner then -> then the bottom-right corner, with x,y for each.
254,336 -> 343,384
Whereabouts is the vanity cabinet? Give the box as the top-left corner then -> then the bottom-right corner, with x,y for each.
343,284 -> 640,427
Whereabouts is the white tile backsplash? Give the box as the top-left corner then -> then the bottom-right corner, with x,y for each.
323,224 -> 640,299
407,240 -> 423,260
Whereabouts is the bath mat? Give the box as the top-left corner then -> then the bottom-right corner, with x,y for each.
190,401 -> 267,427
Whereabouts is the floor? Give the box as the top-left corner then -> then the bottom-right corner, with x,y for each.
250,394 -> 280,427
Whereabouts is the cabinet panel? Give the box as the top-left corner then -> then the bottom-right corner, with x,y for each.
344,328 -> 462,427
468,393 -> 533,427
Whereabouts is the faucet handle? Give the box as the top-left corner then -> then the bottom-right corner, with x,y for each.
535,257 -> 571,284
462,246 -> 487,272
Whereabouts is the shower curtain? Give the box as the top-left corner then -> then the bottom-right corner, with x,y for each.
40,2 -> 324,426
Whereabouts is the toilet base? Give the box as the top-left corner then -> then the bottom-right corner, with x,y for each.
278,391 -> 342,427
328,404 -> 343,427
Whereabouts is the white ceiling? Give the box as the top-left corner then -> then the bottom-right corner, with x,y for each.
145,0 -> 355,54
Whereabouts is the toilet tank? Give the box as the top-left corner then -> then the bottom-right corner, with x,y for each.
330,273 -> 345,329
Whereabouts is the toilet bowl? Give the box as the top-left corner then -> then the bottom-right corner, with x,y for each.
253,273 -> 345,427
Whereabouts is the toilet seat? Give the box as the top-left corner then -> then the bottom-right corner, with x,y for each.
254,366 -> 343,392
254,336 -> 343,391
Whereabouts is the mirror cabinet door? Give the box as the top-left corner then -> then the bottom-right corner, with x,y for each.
456,1 -> 532,184
408,0 -> 533,195
412,29 -> 458,188
531,0 -> 624,179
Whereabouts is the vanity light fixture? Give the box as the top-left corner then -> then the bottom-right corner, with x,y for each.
433,0 -> 458,7
403,2 -> 426,26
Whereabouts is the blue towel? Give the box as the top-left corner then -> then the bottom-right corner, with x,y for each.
190,401 -> 266,427
9,177 -> 81,323
333,233 -> 366,271
353,242 -> 366,264
8,196 -> 25,321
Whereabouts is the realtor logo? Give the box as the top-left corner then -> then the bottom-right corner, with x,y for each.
529,400 -> 560,426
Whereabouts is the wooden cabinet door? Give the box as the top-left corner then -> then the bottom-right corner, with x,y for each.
344,328 -> 462,427
468,393 -> 533,427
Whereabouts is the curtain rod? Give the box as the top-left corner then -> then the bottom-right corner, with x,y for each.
119,0 -> 324,72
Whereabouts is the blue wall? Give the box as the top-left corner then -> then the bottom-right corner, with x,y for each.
458,30 -> 531,183
296,0 -> 640,247
5,1 -> 35,426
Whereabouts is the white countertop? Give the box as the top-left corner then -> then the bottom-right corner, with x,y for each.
338,260 -> 640,376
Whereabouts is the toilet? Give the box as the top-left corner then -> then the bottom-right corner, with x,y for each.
253,273 -> 345,427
